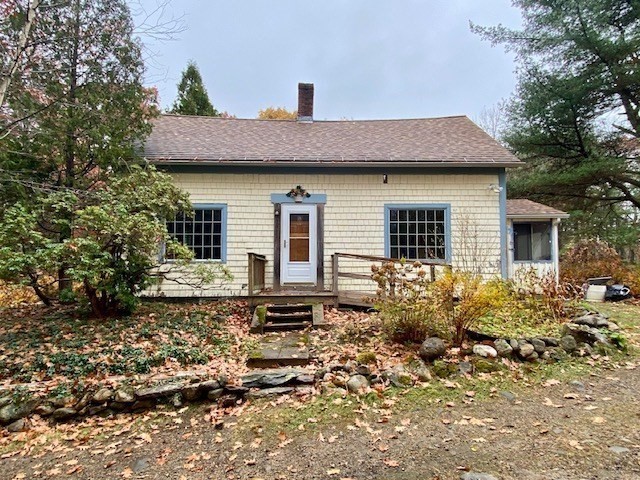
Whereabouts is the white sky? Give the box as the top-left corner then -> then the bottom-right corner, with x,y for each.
133,0 -> 522,120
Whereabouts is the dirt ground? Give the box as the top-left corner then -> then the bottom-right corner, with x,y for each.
1,359 -> 638,480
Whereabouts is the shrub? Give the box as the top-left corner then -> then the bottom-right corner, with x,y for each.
513,269 -> 580,322
430,270 -> 496,347
373,260 -> 446,344
560,239 -> 636,291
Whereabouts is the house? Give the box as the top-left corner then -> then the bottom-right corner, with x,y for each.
143,83 -> 567,303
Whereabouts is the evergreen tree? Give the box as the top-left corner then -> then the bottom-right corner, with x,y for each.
170,61 -> 219,116
473,0 -> 640,250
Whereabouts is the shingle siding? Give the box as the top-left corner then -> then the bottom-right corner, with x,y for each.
145,171 -> 502,298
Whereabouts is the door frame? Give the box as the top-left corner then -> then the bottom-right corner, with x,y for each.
272,194 -> 325,292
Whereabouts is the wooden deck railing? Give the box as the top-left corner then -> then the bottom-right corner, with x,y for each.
247,253 -> 267,296
331,252 -> 447,297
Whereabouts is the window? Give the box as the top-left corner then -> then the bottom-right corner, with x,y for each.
386,205 -> 449,262
513,222 -> 551,261
166,205 -> 226,261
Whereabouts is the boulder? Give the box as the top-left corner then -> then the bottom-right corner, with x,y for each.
474,359 -> 503,373
241,368 -> 306,388
34,404 -> 55,417
0,400 -> 39,425
418,337 -> 447,362
247,387 -> 295,399
207,389 -> 224,401
539,337 -> 559,347
135,382 -> 185,400
518,343 -> 535,359
52,407 -> 77,421
346,375 -> 370,393
114,389 -> 135,403
458,361 -> 473,376
575,342 -> 593,357
531,338 -> 546,354
525,351 -> 539,362
562,323 -> 610,346
560,335 -> 577,353
181,385 -> 201,402
493,339 -> 513,357
355,365 -> 371,376
385,365 -> 413,387
7,418 -> 27,432
473,344 -> 497,358
92,388 -> 114,404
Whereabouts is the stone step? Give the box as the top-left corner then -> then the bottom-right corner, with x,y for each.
263,321 -> 311,332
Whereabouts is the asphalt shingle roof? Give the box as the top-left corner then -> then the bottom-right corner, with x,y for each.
143,114 -> 522,167
507,199 -> 569,218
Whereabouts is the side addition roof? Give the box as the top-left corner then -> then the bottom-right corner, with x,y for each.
143,114 -> 522,168
507,199 -> 569,219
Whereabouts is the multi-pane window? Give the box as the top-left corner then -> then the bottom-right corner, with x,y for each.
388,207 -> 447,261
166,207 -> 224,260
513,222 -> 551,261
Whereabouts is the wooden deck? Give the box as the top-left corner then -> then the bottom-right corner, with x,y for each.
247,289 -> 375,308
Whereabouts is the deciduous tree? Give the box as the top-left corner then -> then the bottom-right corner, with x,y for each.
258,106 -> 297,120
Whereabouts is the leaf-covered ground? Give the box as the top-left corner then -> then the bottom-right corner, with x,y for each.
0,301 -> 252,395
0,301 -> 638,479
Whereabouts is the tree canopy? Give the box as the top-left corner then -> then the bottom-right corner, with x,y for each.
257,106 -> 297,120
170,61 -> 219,116
473,0 -> 640,249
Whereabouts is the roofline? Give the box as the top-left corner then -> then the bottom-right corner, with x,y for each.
507,213 -> 570,219
156,113 -> 472,123
145,158 -> 523,168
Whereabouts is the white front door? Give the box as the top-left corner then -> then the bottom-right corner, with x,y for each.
281,204 -> 317,284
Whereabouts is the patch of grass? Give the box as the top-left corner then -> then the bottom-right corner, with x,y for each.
475,311 -> 563,339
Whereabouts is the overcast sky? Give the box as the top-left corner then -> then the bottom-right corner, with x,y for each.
133,1 -> 522,121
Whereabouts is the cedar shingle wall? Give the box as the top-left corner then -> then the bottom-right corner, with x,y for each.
144,172 -> 502,297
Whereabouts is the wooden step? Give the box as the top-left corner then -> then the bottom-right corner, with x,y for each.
267,304 -> 312,314
266,311 -> 313,323
263,321 -> 311,332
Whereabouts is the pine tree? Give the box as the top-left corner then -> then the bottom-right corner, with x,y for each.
170,61 -> 219,116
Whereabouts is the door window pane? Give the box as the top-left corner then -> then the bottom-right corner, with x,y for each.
289,213 -> 310,262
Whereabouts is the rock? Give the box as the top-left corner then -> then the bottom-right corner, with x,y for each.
413,361 -> 432,382
573,314 -> 599,327
494,339 -> 513,357
531,338 -> 546,354
474,359 -> 502,373
473,344 -> 498,358
131,399 -> 155,411
419,337 -> 447,361
525,351 -> 539,362
569,380 -> 585,392
500,391 -> 516,403
135,382 -> 185,400
92,388 -> 113,404
458,361 -> 473,376
547,347 -> 569,362
385,365 -> 413,387
369,374 -> 383,385
88,405 -> 107,416
0,400 -> 39,425
51,396 -> 74,408
241,368 -> 307,388
52,407 -> 77,421
461,473 -> 498,480
343,360 -> 357,373
114,389 -> 135,403
182,385 -> 201,402
539,337 -> 559,347
217,374 -> 229,387
332,375 -> 347,388
560,335 -> 577,353
296,374 -> 315,384
432,360 -> 457,378
540,351 -> 551,361
346,375 -> 370,393
246,387 -> 294,399
518,343 -> 535,358
75,392 -> 93,411
7,418 -> 27,432
606,322 -> 620,331
218,395 -> 238,409
509,339 -> 519,350
171,393 -> 183,408
575,342 -> 593,357
355,365 -> 371,376
132,457 -> 151,474
223,385 -> 249,396
0,397 -> 11,408
609,446 -> 630,454
207,389 -> 224,401
34,404 -> 55,417
562,323 -> 610,346
197,380 -> 221,392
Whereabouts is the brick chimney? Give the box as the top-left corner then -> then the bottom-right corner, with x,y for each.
297,83 -> 314,122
